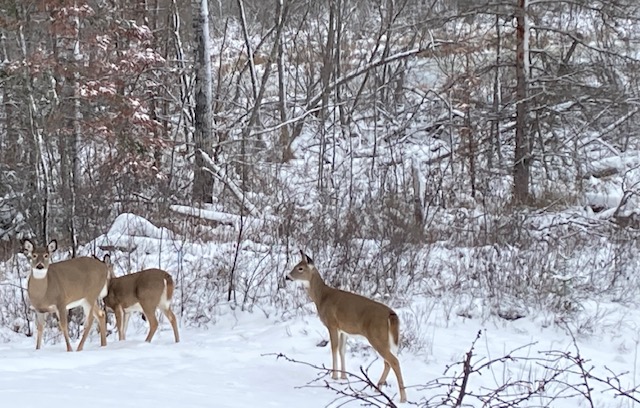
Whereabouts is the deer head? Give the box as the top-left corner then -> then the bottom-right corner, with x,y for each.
23,239 -> 57,279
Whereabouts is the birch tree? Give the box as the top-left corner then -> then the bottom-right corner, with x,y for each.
192,0 -> 215,204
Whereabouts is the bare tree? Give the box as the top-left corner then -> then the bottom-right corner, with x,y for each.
513,0 -> 530,204
192,0 -> 215,204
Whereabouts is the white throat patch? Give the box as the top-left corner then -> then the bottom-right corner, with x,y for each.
31,268 -> 48,279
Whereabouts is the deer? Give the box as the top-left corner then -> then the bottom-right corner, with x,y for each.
285,251 -> 407,403
22,239 -> 110,352
101,263 -> 180,344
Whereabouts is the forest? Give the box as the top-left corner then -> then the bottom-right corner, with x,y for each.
1,0 -> 640,406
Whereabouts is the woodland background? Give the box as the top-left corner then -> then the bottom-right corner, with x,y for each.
1,0 -> 640,325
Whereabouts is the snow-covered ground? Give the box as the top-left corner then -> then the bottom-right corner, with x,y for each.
1,301 -> 638,407
1,213 -> 639,407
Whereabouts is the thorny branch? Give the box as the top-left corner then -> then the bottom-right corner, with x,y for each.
268,330 -> 640,407
264,352 -> 399,408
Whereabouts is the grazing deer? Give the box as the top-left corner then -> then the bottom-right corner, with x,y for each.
102,266 -> 180,343
285,251 -> 407,403
22,239 -> 109,352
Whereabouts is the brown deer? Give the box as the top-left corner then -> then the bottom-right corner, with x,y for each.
22,239 -> 109,352
102,265 -> 180,343
285,251 -> 407,403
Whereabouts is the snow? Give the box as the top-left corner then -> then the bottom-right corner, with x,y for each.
0,300 -> 638,407
170,204 -> 274,231
106,212 -> 176,240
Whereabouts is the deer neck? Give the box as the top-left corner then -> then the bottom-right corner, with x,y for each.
307,269 -> 329,306
28,271 -> 51,308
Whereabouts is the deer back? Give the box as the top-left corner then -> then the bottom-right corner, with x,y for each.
317,285 -> 395,338
104,268 -> 174,311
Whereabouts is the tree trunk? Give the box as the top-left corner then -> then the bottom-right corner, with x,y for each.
192,0 -> 214,204
276,0 -> 292,162
18,18 -> 49,243
513,0 -> 530,205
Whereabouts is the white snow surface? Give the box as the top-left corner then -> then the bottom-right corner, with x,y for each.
107,212 -> 176,240
0,302 -> 638,407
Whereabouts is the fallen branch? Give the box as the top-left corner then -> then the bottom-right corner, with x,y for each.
198,149 -> 261,217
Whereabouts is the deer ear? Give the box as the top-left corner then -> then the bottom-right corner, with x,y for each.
47,239 -> 57,253
22,239 -> 34,254
103,254 -> 111,265
300,251 -> 314,265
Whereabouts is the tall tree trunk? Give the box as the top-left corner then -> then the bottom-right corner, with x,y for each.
276,0 -> 292,162
513,0 -> 530,205
318,0 -> 336,191
490,11 -> 503,169
192,0 -> 214,204
18,17 -> 49,243
69,5 -> 82,256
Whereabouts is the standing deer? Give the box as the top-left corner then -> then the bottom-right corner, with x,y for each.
22,239 -> 109,352
102,265 -> 180,343
285,251 -> 407,403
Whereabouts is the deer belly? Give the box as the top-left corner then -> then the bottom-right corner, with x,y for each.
66,298 -> 90,311
124,303 -> 144,313
34,305 -> 58,314
338,329 -> 368,343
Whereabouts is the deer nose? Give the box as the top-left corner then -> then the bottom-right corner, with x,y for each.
285,275 -> 293,281
36,264 -> 44,270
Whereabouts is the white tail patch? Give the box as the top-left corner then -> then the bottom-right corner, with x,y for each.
389,331 -> 399,355
99,282 -> 108,299
158,278 -> 170,309
389,317 -> 398,355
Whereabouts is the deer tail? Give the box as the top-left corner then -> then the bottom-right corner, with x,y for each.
389,311 -> 400,354
164,272 -> 175,302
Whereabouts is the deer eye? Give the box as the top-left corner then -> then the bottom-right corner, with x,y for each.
32,254 -> 37,258
298,267 -> 303,271
43,254 -> 48,259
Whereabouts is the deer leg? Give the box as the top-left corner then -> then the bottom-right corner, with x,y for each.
122,310 -> 131,340
162,307 -> 180,343
378,361 -> 391,387
35,311 -> 46,350
388,354 -> 406,403
94,304 -> 107,347
77,303 -> 96,352
371,338 -> 407,403
338,332 -> 348,379
115,305 -> 125,341
328,328 -> 340,380
56,309 -> 73,352
379,349 -> 406,403
142,305 -> 159,343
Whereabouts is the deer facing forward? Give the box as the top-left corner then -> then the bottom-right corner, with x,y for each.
23,239 -> 109,352
102,264 -> 180,344
286,251 -> 407,403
